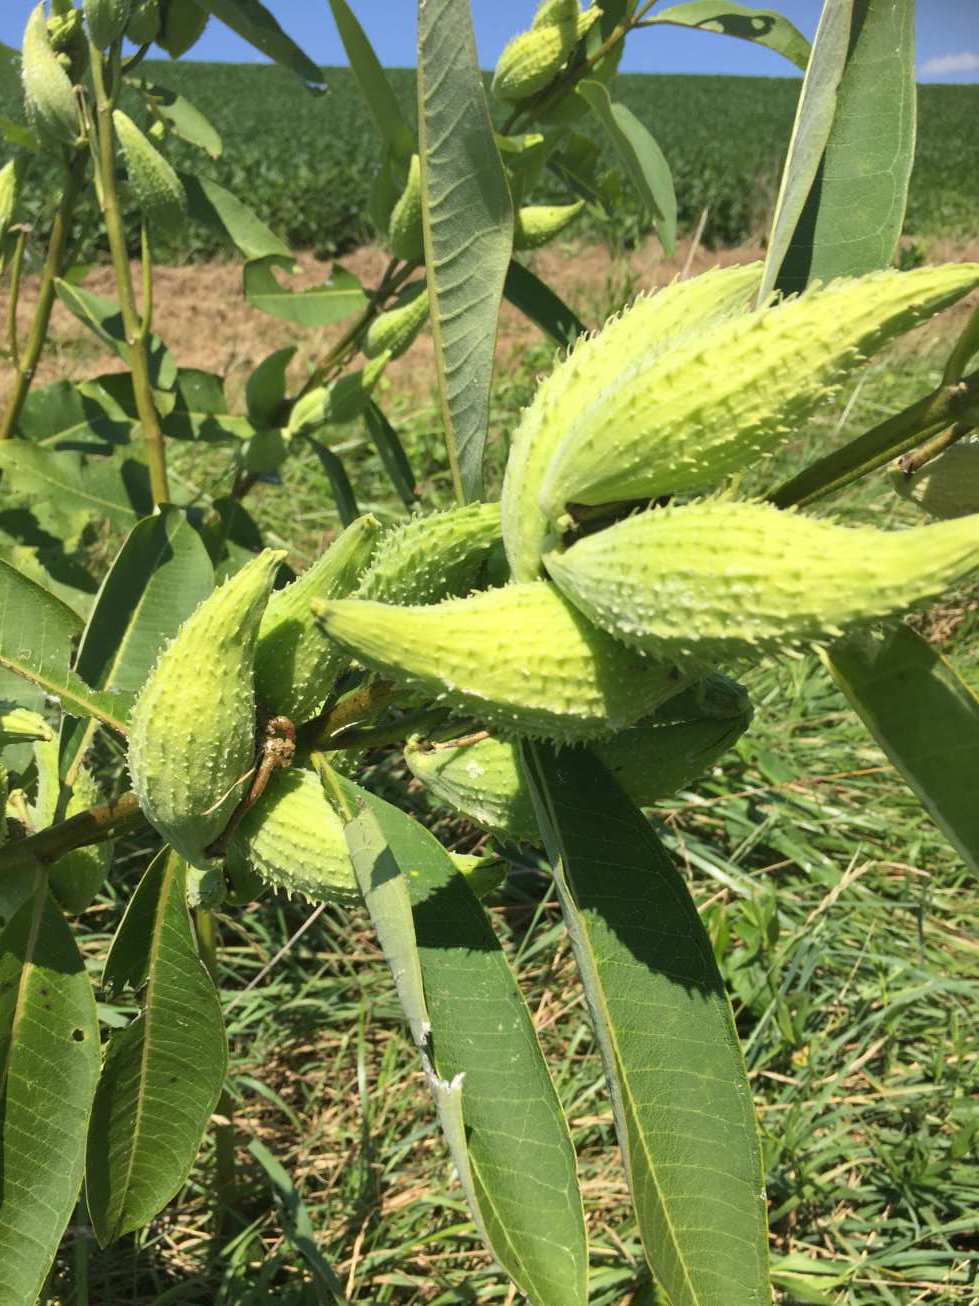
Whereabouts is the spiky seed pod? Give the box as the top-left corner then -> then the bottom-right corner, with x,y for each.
356,502 -> 502,607
125,0 -> 161,44
22,3 -> 79,150
0,157 -> 25,238
388,153 -> 424,264
363,283 -> 430,360
890,436 -> 979,520
501,262 -> 764,582
112,109 -> 187,237
514,201 -> 584,251
538,264 -> 979,522
48,767 -> 113,914
84,0 -> 132,50
127,548 -> 285,869
544,499 -> 979,661
492,3 -> 602,102
406,673 -> 750,839
0,707 -> 52,745
313,581 -> 692,741
226,767 -> 497,904
253,515 -> 383,723
286,353 -> 389,437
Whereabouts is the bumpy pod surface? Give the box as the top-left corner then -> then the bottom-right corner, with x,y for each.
127,548 -> 284,869
314,581 -> 691,740
514,201 -> 584,251
22,3 -> 78,149
84,0 -> 132,49
890,436 -> 979,520
539,263 -> 979,520
113,109 -> 187,236
357,502 -> 502,606
0,158 -> 23,236
363,283 -> 430,359
253,514 -> 383,723
388,154 -> 424,264
544,499 -> 979,660
48,767 -> 113,914
502,263 -> 763,583
492,3 -> 601,101
406,673 -> 750,839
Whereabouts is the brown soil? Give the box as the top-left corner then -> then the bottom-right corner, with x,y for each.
2,234 -> 977,415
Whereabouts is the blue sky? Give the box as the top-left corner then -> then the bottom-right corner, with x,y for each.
2,2 -> 977,81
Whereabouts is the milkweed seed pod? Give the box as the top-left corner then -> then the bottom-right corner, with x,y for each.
22,3 -> 79,150
405,672 -> 750,839
388,153 -> 424,264
48,767 -> 113,914
0,706 -> 52,746
113,109 -> 187,238
890,437 -> 979,520
356,502 -> 502,606
286,353 -> 389,437
227,767 -> 506,904
84,0 -> 132,49
253,514 -> 383,723
501,262 -> 763,582
514,201 -> 584,251
125,0 -> 161,44
363,283 -> 430,360
313,581 -> 692,740
0,158 -> 25,238
492,0 -> 602,102
544,499 -> 979,661
538,264 -> 979,523
127,548 -> 285,869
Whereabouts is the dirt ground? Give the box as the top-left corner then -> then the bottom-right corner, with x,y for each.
2,234 -> 977,416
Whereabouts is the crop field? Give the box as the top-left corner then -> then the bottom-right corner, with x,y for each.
1,64 -> 978,261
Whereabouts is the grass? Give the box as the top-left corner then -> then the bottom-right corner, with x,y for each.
32,294 -> 979,1305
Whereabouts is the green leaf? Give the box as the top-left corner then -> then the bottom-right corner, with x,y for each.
762,0 -> 916,297
132,79 -> 222,158
418,0 -> 514,503
363,402 -> 418,510
86,851 -> 228,1245
54,280 -> 177,391
576,80 -> 677,256
192,0 -> 324,87
14,378 -> 134,450
0,558 -> 133,732
0,442 -> 153,532
327,0 -> 414,160
523,743 -> 770,1306
243,256 -> 367,325
342,780 -> 588,1306
645,2 -> 811,71
0,116 -> 40,152
182,172 -> 292,262
821,623 -> 979,876
0,870 -> 100,1306
157,0 -> 211,59
504,260 -> 588,350
305,439 -> 360,527
162,368 -> 256,442
246,346 -> 296,428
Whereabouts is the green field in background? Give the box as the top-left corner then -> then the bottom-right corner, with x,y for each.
2,64 -> 977,261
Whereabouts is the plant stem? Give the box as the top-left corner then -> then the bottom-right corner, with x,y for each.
943,304 -> 979,385
5,227 -> 27,372
195,908 -> 237,1245
0,152 -> 87,440
300,678 -> 399,751
769,370 -> 979,509
898,420 -> 974,476
0,791 -> 144,873
89,40 -> 170,505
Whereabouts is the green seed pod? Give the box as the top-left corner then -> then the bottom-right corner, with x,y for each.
363,283 -> 430,360
84,0 -> 132,50
253,515 -> 383,723
113,108 -> 187,237
890,437 -> 979,520
357,502 -> 502,606
0,706 -> 52,746
286,353 -> 389,437
388,153 -> 424,264
538,263 -> 979,522
514,201 -> 584,251
313,581 -> 692,741
22,3 -> 79,150
502,262 -> 764,583
492,3 -> 601,102
48,766 -> 113,914
0,157 -> 26,239
127,548 -> 285,869
544,499 -> 979,661
125,0 -> 161,44
406,673 -> 751,840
